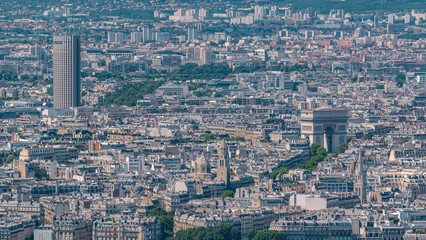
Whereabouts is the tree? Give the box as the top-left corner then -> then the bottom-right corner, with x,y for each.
219,190 -> 235,198
294,145 -> 327,171
247,230 -> 286,240
174,223 -> 241,240
99,59 -> 106,67
315,147 -> 327,158
167,63 -> 232,81
148,207 -> 174,240
247,230 -> 258,240
104,80 -> 165,106
270,168 -> 289,180
203,134 -> 216,142
337,144 -> 348,153
393,217 -> 400,225
395,72 -> 406,87
310,143 -> 320,156
361,134 -> 373,140
214,92 -> 223,98
6,154 -> 16,164
35,168 -> 50,180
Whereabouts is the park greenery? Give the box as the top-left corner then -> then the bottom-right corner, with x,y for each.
203,134 -> 217,142
234,64 -> 309,74
396,72 -> 406,88
146,207 -> 286,240
265,119 -> 286,125
6,154 -> 17,164
399,33 -> 426,40
270,168 -> 289,180
92,9 -> 154,20
174,223 -> 241,240
247,230 -> 287,240
294,143 -> 327,172
224,136 -> 246,142
167,63 -> 232,81
193,89 -> 213,97
35,168 -> 50,180
103,80 -> 165,106
147,207 -> 174,240
102,63 -> 312,107
270,143 -> 329,178
361,134 -> 373,140
219,190 -> 235,198
330,143 -> 349,157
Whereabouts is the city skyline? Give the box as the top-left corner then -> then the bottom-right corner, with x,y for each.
0,1 -> 424,240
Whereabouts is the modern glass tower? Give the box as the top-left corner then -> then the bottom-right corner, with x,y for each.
53,35 -> 81,109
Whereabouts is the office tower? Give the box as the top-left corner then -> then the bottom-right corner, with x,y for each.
199,9 -> 208,18
404,14 -> 411,24
131,32 -> 142,43
337,9 -> 345,20
254,5 -> 266,20
226,8 -> 235,18
53,35 -> 81,109
270,6 -> 278,18
216,140 -> 230,188
107,32 -> 124,43
279,30 -> 290,37
285,9 -> 292,18
155,32 -> 170,42
176,9 -> 185,17
388,14 -> 395,24
305,30 -> 315,39
186,47 -> 197,60
143,25 -> 153,42
187,27 -> 198,41
30,44 -> 43,56
107,32 -> 114,43
115,32 -> 124,43
199,48 -> 211,65
373,15 -> 377,28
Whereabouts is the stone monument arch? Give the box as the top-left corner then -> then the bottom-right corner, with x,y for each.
301,108 -> 349,153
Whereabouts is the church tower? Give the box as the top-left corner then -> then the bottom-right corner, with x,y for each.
216,140 -> 230,188
354,148 -> 367,204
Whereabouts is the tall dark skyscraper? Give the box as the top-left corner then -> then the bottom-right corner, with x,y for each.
53,35 -> 81,109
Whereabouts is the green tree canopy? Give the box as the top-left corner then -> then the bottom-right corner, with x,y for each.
174,223 -> 241,240
203,134 -> 216,142
310,143 -> 320,156
219,190 -> 235,198
35,168 -> 50,180
247,230 -> 286,240
270,168 -> 289,180
104,80 -> 165,106
6,154 -> 16,164
148,207 -> 174,240
294,145 -> 327,172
